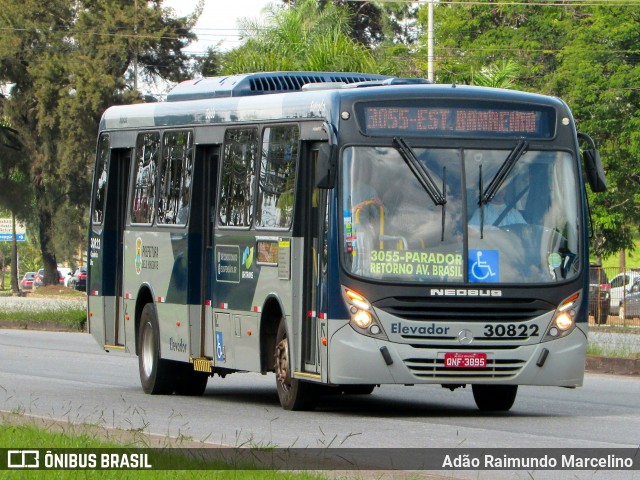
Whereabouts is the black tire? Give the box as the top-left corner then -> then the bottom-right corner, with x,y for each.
274,320 -> 317,411
138,303 -> 176,394
472,384 -> 518,412
174,363 -> 209,396
595,304 -> 609,325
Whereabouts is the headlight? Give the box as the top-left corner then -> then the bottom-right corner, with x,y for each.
543,292 -> 580,342
342,286 -> 388,340
353,310 -> 373,328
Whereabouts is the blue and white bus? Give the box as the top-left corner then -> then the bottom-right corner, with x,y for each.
88,71 -> 606,411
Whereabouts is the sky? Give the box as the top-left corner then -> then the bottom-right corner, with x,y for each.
163,0 -> 273,54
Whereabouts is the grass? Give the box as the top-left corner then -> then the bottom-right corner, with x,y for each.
0,418 -> 328,479
0,285 -> 87,330
586,342 -> 640,359
0,305 -> 86,330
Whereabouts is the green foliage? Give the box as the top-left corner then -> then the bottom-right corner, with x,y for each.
0,304 -> 86,330
0,124 -> 32,217
423,1 -> 640,259
470,60 -> 519,89
223,0 -> 376,74
549,5 -> 640,257
0,0 -> 198,284
0,420 -> 329,478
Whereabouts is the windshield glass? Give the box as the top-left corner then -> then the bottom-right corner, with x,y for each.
341,146 -> 580,284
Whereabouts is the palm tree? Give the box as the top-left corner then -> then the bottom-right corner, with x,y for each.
222,0 -> 376,74
470,60 -> 520,89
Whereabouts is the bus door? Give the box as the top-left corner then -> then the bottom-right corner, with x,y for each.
190,145 -> 219,361
302,143 -> 330,375
104,148 -> 131,348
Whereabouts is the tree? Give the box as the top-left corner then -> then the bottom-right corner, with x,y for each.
283,0 -> 387,47
549,5 -> 640,258
0,123 -> 32,292
0,0 -> 199,285
420,0 -> 572,88
223,0 -> 376,74
421,1 -> 640,260
470,59 -> 519,89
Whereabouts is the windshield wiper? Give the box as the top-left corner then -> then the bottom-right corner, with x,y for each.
477,139 -> 528,239
393,137 -> 447,206
480,139 -> 529,206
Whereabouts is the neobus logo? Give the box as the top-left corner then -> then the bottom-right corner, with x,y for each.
430,288 -> 503,297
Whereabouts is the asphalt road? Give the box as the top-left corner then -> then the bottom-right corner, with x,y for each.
0,329 -> 638,479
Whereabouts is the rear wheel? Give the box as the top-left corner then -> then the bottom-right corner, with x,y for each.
274,320 -> 317,411
138,303 -> 175,394
472,384 -> 518,412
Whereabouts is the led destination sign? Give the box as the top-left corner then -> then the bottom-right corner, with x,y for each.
358,102 -> 555,138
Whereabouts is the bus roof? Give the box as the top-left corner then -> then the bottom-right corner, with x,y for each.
166,71 -> 393,101
99,72 -> 568,132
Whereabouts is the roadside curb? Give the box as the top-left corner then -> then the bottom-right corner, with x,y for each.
586,355 -> 639,376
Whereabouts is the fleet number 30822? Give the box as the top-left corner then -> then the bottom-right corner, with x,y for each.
483,324 -> 539,338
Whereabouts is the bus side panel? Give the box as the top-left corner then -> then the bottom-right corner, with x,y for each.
122,229 -> 192,363
88,294 -> 106,346
122,298 -> 136,352
210,231 -> 301,373
289,237 -> 305,377
88,225 -> 106,346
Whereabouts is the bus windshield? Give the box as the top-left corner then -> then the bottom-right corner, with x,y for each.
341,146 -> 580,284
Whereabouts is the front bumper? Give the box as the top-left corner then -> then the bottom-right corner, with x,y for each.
328,322 -> 587,387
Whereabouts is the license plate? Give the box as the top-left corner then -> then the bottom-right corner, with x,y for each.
444,352 -> 487,369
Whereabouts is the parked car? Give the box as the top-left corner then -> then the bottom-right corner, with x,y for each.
69,266 -> 87,291
609,271 -> 640,315
34,268 -> 45,288
588,266 -> 610,325
58,267 -> 72,285
20,272 -> 37,290
34,267 -> 68,287
619,277 -> 640,321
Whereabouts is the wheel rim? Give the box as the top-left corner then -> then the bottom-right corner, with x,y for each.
141,322 -> 155,378
275,337 -> 291,391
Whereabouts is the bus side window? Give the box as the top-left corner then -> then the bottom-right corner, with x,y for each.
92,134 -> 110,225
131,132 -> 160,224
157,130 -> 194,226
219,128 -> 258,227
256,125 -> 299,229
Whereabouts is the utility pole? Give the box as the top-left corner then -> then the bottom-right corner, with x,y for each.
10,210 -> 18,293
428,0 -> 434,82
133,0 -> 138,91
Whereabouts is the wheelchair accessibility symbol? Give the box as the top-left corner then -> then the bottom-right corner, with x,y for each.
215,331 -> 225,362
469,250 -> 499,283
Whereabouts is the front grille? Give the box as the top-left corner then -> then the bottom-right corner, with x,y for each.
375,296 -> 554,323
404,357 -> 525,379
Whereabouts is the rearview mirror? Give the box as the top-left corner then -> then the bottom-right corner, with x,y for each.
316,143 -> 337,189
578,133 -> 607,193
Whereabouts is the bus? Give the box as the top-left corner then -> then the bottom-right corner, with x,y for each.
88,71 -> 607,411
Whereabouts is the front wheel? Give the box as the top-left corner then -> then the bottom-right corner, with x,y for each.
472,384 -> 518,412
138,303 -> 175,394
274,320 -> 317,411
